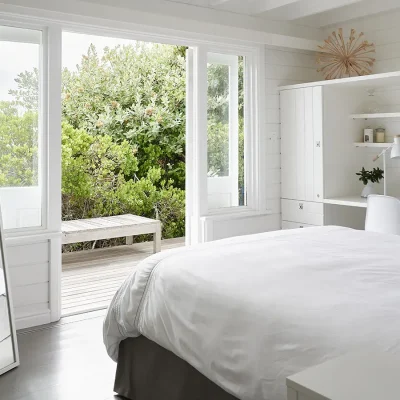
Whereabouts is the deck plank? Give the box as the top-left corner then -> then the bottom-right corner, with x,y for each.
61,237 -> 185,316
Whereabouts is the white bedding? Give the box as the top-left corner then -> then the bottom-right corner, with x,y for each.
104,226 -> 400,400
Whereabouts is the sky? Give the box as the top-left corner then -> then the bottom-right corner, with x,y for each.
0,31 -> 137,102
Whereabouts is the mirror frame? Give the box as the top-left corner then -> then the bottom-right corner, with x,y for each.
0,204 -> 19,375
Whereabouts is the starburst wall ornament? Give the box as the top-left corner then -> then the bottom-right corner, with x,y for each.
317,28 -> 375,80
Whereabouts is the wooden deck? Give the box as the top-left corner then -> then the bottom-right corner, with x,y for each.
62,237 -> 185,316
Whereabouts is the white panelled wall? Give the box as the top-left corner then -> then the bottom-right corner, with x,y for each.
325,15 -> 400,198
265,47 -> 321,229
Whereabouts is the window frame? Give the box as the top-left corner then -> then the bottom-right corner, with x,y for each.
203,46 -> 264,216
0,19 -> 61,236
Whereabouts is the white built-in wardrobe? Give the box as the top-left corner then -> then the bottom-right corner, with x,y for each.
280,86 -> 324,229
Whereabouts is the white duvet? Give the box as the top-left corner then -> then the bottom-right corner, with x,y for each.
104,226 -> 400,400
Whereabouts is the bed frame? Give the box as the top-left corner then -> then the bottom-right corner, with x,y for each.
115,336 -> 238,400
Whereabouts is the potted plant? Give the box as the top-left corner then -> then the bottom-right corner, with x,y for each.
356,167 -> 384,198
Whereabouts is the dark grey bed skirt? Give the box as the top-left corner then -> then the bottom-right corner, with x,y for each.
114,336 -> 239,400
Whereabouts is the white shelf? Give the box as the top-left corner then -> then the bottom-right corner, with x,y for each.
353,142 -> 392,148
350,112 -> 400,119
324,196 -> 367,208
279,71 -> 400,91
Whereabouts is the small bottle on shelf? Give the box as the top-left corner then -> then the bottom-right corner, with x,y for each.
375,128 -> 385,143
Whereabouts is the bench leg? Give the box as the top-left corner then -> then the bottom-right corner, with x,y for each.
153,225 -> 161,253
126,236 -> 133,245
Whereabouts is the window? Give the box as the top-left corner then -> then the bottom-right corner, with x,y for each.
0,26 -> 43,230
207,53 -> 246,210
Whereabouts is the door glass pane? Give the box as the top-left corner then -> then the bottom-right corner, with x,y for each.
208,63 -> 230,177
207,53 -> 245,209
0,26 -> 42,229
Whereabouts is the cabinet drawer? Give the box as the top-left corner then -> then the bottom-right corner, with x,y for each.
281,199 -> 324,226
282,220 -> 317,230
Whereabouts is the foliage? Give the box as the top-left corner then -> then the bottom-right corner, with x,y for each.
62,122 -> 184,241
8,68 -> 39,111
207,57 -> 245,204
0,101 -> 38,187
62,43 -> 187,189
356,167 -> 384,185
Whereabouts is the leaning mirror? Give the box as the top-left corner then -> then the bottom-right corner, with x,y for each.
0,205 -> 19,375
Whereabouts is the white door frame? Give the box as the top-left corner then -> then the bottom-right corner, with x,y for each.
186,44 -> 264,244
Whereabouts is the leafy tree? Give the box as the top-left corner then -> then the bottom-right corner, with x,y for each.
0,101 -> 38,187
8,68 -> 39,111
62,122 -> 185,242
62,43 -> 187,189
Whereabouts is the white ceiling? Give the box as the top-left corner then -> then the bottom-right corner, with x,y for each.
166,0 -> 400,27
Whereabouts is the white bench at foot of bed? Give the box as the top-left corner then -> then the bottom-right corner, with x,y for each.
62,214 -> 162,253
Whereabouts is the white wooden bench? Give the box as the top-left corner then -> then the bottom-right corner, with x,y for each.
62,214 -> 161,253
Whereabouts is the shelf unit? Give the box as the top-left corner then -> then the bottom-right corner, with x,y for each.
279,71 -> 400,230
350,112 -> 400,119
353,142 -> 391,148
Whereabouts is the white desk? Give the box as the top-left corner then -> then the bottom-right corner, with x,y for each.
324,196 -> 368,208
287,351 -> 400,400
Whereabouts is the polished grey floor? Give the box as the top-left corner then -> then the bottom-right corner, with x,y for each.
0,310 -> 124,400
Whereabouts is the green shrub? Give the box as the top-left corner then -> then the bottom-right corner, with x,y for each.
62,122 -> 185,246
0,101 -> 38,187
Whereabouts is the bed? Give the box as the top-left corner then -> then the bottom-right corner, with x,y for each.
103,226 -> 400,400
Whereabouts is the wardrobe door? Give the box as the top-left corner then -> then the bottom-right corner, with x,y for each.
281,86 -> 323,202
280,89 -> 297,200
312,86 -> 324,202
304,87 -> 314,202
295,88 -> 306,201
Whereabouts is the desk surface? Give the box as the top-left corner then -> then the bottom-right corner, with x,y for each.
324,196 -> 368,208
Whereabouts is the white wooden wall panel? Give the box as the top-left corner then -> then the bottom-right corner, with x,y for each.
281,89 -> 295,200
7,242 -> 49,266
210,214 -> 281,241
266,65 -> 319,82
12,283 -> 49,308
5,237 -> 59,330
13,303 -> 49,319
9,263 -> 49,287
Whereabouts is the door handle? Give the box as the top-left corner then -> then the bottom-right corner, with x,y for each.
316,141 -> 321,148
299,203 -> 304,210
